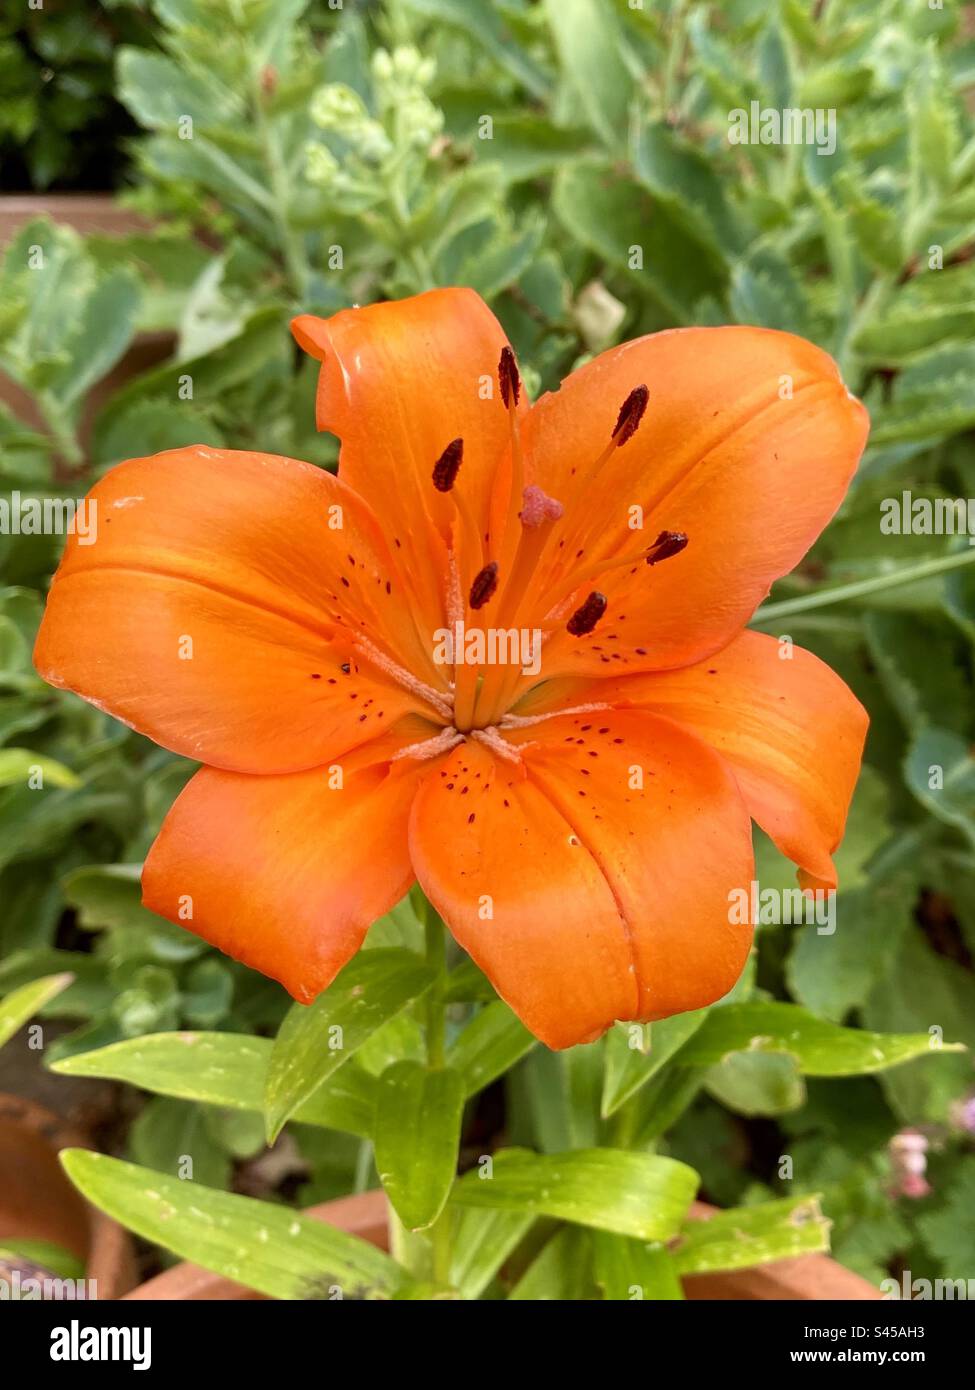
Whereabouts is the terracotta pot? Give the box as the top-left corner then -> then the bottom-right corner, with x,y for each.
123,1190 -> 881,1302
0,1093 -> 137,1298
0,194 -> 174,462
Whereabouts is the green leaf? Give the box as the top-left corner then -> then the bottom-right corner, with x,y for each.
0,971 -> 74,1049
705,1051 -> 806,1117
865,610 -> 972,735
446,1000 -> 535,1095
673,1196 -> 830,1275
443,957 -> 495,1003
592,1231 -> 684,1300
907,45 -> 959,193
515,1045 -> 602,1153
904,726 -> 975,844
452,1147 -> 697,1240
917,1158 -> 975,1268
61,1150 -> 410,1300
730,246 -> 813,336
0,748 -> 79,790
870,346 -> 975,443
181,959 -> 234,1028
543,0 -> 633,147
91,306 -> 284,460
116,47 -> 240,131
508,1226 -> 593,1300
61,863 -> 203,963
54,270 -> 141,409
833,172 -> 903,275
757,19 -> 794,110
552,157 -> 726,322
0,1238 -> 85,1281
862,928 -> 975,1122
374,1061 -> 464,1231
362,891 -> 424,953
129,1096 -> 230,1190
263,948 -> 434,1142
51,1032 -> 377,1138
787,881 -> 914,1023
401,0 -> 550,100
854,263 -> 975,364
453,218 -> 545,303
633,121 -> 743,261
601,1012 -> 708,1118
465,114 -> 592,183
449,1208 -> 534,1299
354,1011 -> 426,1077
677,1002 -> 962,1075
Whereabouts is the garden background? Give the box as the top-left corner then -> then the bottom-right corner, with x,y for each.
2,0 -> 975,1297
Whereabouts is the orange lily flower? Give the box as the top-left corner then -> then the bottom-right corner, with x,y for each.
34,289 -> 868,1049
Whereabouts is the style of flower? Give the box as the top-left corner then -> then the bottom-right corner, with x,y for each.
35,289 -> 869,1048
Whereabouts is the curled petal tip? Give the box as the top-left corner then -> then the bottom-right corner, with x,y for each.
291,314 -> 330,362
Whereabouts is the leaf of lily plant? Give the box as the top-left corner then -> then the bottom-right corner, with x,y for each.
51,1032 -> 377,1138
591,1231 -> 684,1301
264,948 -> 435,1142
0,971 -> 74,1049
448,1208 -> 535,1300
0,748 -> 80,790
446,999 -> 536,1093
61,1150 -> 411,1300
507,1227 -> 594,1300
374,1060 -> 465,1232
673,1196 -> 830,1276
677,1001 -> 963,1075
452,1147 -> 698,1240
601,1010 -> 709,1118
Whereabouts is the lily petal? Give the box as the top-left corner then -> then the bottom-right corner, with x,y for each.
541,630 -> 868,890
409,711 -> 753,1049
293,288 -> 519,632
143,749 -> 425,1002
517,326 -> 868,676
34,447 -> 434,773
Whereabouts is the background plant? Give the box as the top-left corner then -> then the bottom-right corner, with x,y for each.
1,0 -> 974,1296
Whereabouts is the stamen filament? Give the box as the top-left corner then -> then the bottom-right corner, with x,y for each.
391,726 -> 464,762
500,701 -> 613,729
470,726 -> 526,763
352,635 -> 453,722
452,485 -> 485,577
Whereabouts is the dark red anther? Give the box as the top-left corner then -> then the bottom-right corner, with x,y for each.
612,385 -> 649,446
567,591 -> 608,637
498,346 -> 521,409
645,530 -> 688,566
469,561 -> 499,610
433,438 -> 463,492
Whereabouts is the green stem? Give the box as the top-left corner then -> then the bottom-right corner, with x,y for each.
353,1139 -> 374,1194
752,548 -> 975,623
424,907 -> 447,1069
422,900 -> 451,1285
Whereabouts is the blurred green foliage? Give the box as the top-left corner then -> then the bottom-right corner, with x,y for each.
0,2 -> 153,191
1,0 -> 975,1291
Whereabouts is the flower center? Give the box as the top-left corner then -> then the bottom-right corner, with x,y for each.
418,348 -> 691,733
